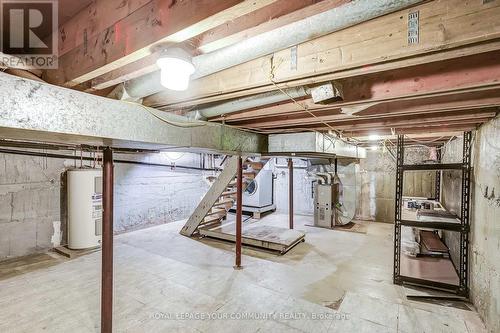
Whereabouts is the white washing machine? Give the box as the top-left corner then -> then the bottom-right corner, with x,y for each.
243,170 -> 273,208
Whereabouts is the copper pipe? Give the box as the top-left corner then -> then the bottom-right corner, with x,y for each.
101,147 -> 114,333
288,158 -> 294,229
235,155 -> 243,268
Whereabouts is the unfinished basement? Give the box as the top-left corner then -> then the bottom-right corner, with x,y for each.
0,0 -> 499,332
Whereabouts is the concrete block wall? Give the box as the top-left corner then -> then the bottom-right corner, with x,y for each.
0,153 -> 64,258
270,158 -> 361,218
441,116 -> 500,333
440,137 -> 464,280
0,151 -> 210,260
114,162 -> 209,233
271,158 -> 314,215
357,148 -> 436,223
270,148 -> 435,223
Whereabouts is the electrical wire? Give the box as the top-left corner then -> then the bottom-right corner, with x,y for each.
268,77 -> 343,136
266,57 -> 363,149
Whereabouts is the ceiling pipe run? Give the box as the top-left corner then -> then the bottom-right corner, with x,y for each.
109,0 -> 424,102
316,172 -> 332,185
4,68 -> 44,82
186,86 -> 309,120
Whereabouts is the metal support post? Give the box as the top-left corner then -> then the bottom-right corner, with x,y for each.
101,147 -> 114,333
235,155 -> 243,269
288,158 -> 294,229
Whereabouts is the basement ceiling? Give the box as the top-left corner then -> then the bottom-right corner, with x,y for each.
58,0 -> 94,26
31,0 -> 500,146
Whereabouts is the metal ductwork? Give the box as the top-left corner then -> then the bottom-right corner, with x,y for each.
109,0 -> 424,102
306,172 -> 326,185
269,132 -> 367,159
186,86 -> 309,120
316,172 -> 332,185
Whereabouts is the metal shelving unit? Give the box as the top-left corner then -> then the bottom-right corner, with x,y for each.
393,132 -> 472,297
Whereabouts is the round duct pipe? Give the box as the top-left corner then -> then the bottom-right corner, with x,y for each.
186,86 -> 309,120
109,0 -> 424,102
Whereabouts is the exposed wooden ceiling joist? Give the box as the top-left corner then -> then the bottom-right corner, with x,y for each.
337,122 -> 486,134
29,0 -> 500,141
144,0 -> 500,108
44,0 -> 280,87
208,51 -> 500,123
279,113 -> 497,132
261,125 -> 481,138
226,92 -> 500,129
230,107 -> 497,132
55,0 -> 151,57
87,0 -> 345,91
193,0 -> 341,54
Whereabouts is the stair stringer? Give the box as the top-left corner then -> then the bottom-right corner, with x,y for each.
180,155 -> 247,236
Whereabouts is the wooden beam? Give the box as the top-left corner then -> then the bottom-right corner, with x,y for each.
193,0 -> 345,53
356,133 -> 461,143
153,40 -> 500,109
45,0 -> 281,87
252,124 -> 479,137
144,0 -> 500,107
304,119 -> 492,132
240,108 -> 498,130
213,86 -> 500,123
55,0 -> 152,57
90,53 -> 161,91
317,115 -> 496,131
88,0 -> 349,90
209,51 -> 500,123
344,126 -> 479,137
233,91 -> 500,129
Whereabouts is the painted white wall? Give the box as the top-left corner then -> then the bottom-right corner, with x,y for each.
0,151 -> 210,259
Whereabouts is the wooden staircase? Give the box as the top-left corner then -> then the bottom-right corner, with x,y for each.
180,155 -> 270,237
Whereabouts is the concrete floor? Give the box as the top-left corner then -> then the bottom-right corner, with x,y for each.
0,214 -> 487,332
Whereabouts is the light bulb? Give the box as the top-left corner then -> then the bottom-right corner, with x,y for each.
156,49 -> 195,91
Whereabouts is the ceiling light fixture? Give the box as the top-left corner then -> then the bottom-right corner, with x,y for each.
156,48 -> 195,91
368,134 -> 380,141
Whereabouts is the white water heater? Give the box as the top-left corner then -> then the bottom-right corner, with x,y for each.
67,169 -> 103,249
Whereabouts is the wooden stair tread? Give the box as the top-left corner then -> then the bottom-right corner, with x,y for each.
206,209 -> 227,217
199,220 -> 222,229
182,155 -> 272,237
202,215 -> 225,224
213,199 -> 234,208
